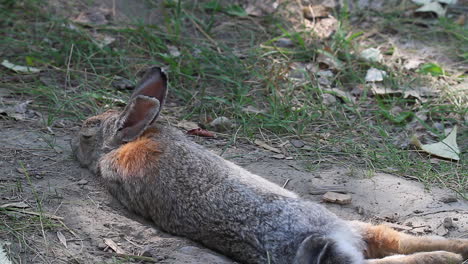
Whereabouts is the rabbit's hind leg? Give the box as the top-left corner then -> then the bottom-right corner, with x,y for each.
350,221 -> 468,259
365,251 -> 463,264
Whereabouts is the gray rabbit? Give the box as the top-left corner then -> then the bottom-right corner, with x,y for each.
72,67 -> 467,264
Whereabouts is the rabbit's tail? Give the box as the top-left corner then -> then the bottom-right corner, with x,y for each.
293,232 -> 364,264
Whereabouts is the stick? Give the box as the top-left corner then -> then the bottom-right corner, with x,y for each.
3,207 -> 64,220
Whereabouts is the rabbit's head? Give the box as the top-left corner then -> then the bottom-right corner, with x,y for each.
72,67 -> 167,174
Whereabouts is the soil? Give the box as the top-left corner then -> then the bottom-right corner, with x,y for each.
1,117 -> 467,263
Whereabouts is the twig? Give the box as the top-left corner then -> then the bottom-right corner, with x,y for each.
282,179 -> 290,188
92,251 -> 159,263
65,44 -> 74,90
3,207 -> 64,220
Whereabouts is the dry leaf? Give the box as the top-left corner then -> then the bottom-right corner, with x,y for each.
167,45 -> 181,57
404,58 -> 424,70
323,88 -> 355,104
187,128 -> 215,137
104,238 -> 126,254
254,139 -> 282,153
242,105 -> 266,114
1,60 -> 41,73
177,120 -> 199,131
244,0 -> 278,16
415,2 -> 446,17
316,52 -> 343,71
0,241 -> 12,264
0,202 -> 29,208
360,48 -> 383,63
321,93 -> 337,105
304,16 -> 338,39
72,7 -> 110,26
303,4 -> 332,19
411,126 -> 460,160
365,68 -> 387,82
0,100 -> 40,121
90,32 -> 115,48
209,116 -> 233,132
57,231 -> 67,248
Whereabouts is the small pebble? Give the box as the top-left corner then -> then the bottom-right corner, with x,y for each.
274,38 -> 294,48
97,242 -> 107,250
443,217 -> 456,229
289,139 -> 305,148
77,179 -> 88,185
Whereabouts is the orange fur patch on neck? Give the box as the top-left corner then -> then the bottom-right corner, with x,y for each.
114,131 -> 161,178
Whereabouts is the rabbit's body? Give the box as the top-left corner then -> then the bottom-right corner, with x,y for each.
73,67 -> 467,264
98,124 -> 363,263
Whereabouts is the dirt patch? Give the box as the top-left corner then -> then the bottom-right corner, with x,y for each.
1,118 -> 466,263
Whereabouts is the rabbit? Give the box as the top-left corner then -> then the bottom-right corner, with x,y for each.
72,66 -> 468,264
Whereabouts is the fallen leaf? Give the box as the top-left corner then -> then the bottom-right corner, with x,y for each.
438,0 -> 457,4
244,0 -> 278,16
209,116 -> 233,132
242,105 -> 266,114
303,4 -> 332,19
404,58 -> 424,70
411,126 -> 460,160
0,100 -> 40,121
316,52 -> 343,71
90,32 -> 115,48
321,93 -> 336,105
304,16 -> 338,39
412,0 -> 432,4
322,192 -> 352,205
72,7 -> 110,26
365,68 -> 387,82
323,88 -> 355,104
254,139 -> 282,153
0,241 -> 12,264
0,202 -> 29,209
1,60 -> 41,73
57,231 -> 67,248
187,128 -> 215,137
360,48 -> 383,63
103,238 -> 126,254
167,45 -> 181,57
177,120 -> 199,131
14,100 -> 31,114
415,2 -> 446,17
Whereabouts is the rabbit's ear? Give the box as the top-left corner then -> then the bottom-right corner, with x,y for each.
116,95 -> 161,142
131,66 -> 167,109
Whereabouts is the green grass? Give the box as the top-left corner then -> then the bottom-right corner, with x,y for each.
1,0 -> 466,191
